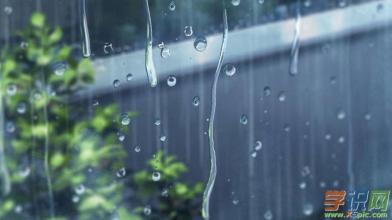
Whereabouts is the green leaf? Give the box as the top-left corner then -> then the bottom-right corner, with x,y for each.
31,12 -> 45,28
49,27 -> 62,43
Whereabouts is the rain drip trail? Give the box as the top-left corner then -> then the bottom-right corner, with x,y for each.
41,72 -> 55,218
0,78 -> 11,195
80,0 -> 91,57
289,1 -> 301,76
202,6 -> 228,220
144,0 -> 158,87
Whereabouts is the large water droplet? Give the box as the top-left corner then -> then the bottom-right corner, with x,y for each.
231,0 -> 241,6
263,86 -> 271,96
116,167 -> 126,178
184,26 -> 193,37
255,140 -> 262,151
4,6 -> 13,15
152,171 -> 161,181
120,114 -> 131,125
75,184 -> 85,195
126,73 -> 133,81
167,75 -> 177,87
224,64 -> 236,76
194,37 -> 207,52
7,84 -> 17,96
144,206 -> 152,215
16,102 -> 26,114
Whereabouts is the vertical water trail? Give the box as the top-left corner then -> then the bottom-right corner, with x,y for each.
144,0 -> 158,87
202,6 -> 228,220
80,0 -> 91,58
0,71 -> 11,195
41,73 -> 55,217
289,1 -> 301,76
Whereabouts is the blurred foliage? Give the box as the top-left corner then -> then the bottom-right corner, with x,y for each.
0,12 -> 202,220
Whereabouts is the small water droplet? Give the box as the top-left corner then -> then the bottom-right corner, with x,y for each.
14,205 -> 22,213
126,73 -> 133,81
299,181 -> 307,189
113,79 -> 120,88
251,151 -> 257,158
168,1 -> 176,11
4,6 -> 13,15
263,86 -> 271,96
160,136 -> 167,142
72,195 -> 80,203
161,47 -> 171,58
134,145 -> 141,153
117,132 -> 125,142
303,204 -> 313,216
192,96 -> 200,106
120,113 -> 131,125
6,122 -> 15,133
324,133 -> 332,140
338,136 -> 345,143
54,63 -> 67,76
194,37 -> 207,52
16,102 -> 26,114
338,0 -> 347,8
278,91 -> 286,102
240,114 -> 248,125
231,0 -> 241,6
184,26 -> 193,37
232,198 -> 240,205
154,119 -> 161,126
337,109 -> 346,120
7,84 -> 17,96
92,99 -> 99,106
283,124 -> 291,132
19,167 -> 31,178
255,140 -> 262,151
20,41 -> 28,49
144,206 -> 152,215
301,166 -> 311,177
258,0 -> 265,5
75,184 -> 85,195
364,113 -> 371,121
167,75 -> 177,87
152,171 -> 161,181
264,210 -> 273,220
161,188 -> 169,197
224,64 -> 236,76
158,42 -> 165,49
116,167 -> 126,178
320,181 -> 327,188
103,42 -> 114,54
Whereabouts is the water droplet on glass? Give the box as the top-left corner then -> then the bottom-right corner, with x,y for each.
184,26 -> 193,37
113,79 -> 120,88
289,11 -> 301,76
103,42 -> 114,54
161,188 -> 169,197
152,171 -> 161,181
192,96 -> 200,106
19,167 -> 31,178
364,113 -> 372,121
251,151 -> 257,158
284,124 -> 291,132
324,133 -> 332,140
7,84 -> 17,96
338,0 -> 347,8
160,136 -> 167,142
278,91 -> 286,102
338,136 -> 345,144
194,37 -> 207,52
232,198 -> 240,205
126,73 -> 133,81
255,140 -> 262,151
299,181 -> 307,189
16,102 -> 26,114
337,109 -> 346,120
75,184 -> 85,195
303,203 -> 313,216
264,210 -> 273,220
160,47 -> 171,59
4,6 -> 13,15
301,166 -> 311,177
144,206 -> 152,215
92,99 -> 99,106
330,76 -> 337,85
224,64 -> 236,76
72,195 -> 80,203
120,113 -> 131,125
258,0 -> 265,5
54,63 -> 67,76
14,205 -> 22,213
168,1 -> 176,11
117,132 -> 125,142
134,145 -> 141,153
263,86 -> 271,96
6,122 -> 15,133
20,41 -> 28,49
231,0 -> 241,6
320,181 -> 327,188
154,119 -> 161,126
167,75 -> 177,87
158,42 -> 165,49
240,114 -> 248,125
116,167 -> 126,178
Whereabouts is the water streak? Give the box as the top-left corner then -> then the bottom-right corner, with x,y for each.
0,71 -> 11,195
80,0 -> 91,57
289,2 -> 301,76
144,0 -> 158,87
202,6 -> 228,220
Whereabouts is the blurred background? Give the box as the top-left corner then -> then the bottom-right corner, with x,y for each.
1,0 -> 392,219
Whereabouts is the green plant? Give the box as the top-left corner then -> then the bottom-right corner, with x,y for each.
0,12 -> 203,220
